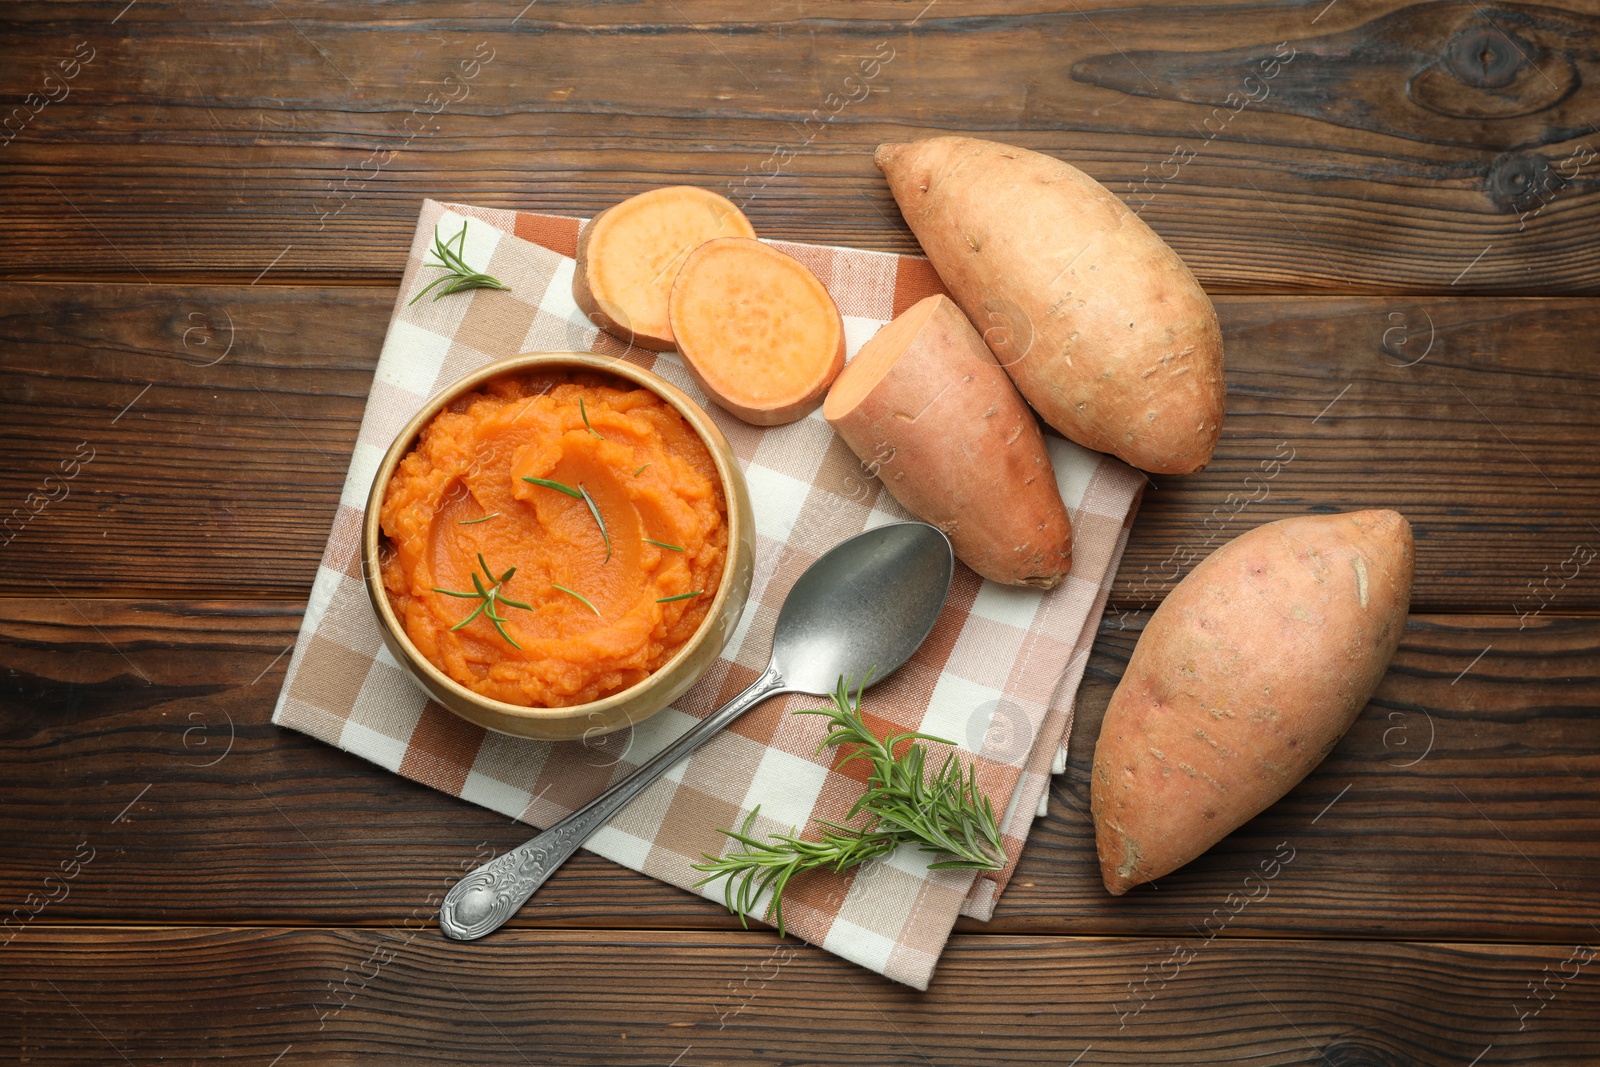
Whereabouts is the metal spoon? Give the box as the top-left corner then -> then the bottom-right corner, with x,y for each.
439,520 -> 954,941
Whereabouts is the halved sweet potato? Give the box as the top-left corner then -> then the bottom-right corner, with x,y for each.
825,295 -> 1073,587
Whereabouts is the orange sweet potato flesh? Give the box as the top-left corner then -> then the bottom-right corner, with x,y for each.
1091,510 -> 1414,894
875,136 -> 1225,475
573,186 -> 756,351
825,295 -> 1073,587
669,237 -> 846,426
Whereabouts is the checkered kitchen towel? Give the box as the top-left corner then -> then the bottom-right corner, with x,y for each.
273,199 -> 1144,989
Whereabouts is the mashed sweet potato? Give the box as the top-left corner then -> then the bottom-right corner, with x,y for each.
379,370 -> 727,708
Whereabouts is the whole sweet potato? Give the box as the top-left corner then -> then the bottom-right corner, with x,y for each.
875,136 -> 1225,475
1091,510 -> 1414,894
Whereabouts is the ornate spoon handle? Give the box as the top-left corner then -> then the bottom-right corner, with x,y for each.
440,665 -> 785,941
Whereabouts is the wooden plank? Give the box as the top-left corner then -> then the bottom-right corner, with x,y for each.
3,927 -> 1595,1064
2,285 -> 1595,609
1111,294 -> 1600,616
0,283 -> 384,596
2,600 -> 1595,943
2,1 -> 1597,292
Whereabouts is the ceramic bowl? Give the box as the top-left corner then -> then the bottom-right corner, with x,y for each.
362,351 -> 754,741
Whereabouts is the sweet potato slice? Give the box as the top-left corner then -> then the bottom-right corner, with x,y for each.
825,295 -> 1073,587
573,186 -> 756,351
1090,510 -> 1414,895
668,237 -> 846,426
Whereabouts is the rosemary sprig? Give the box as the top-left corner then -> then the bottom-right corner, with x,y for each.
432,553 -> 532,649
458,513 -> 500,525
645,539 -> 685,552
693,809 -> 898,936
408,222 -> 510,305
580,396 -> 604,439
799,675 -> 1005,871
656,590 -> 703,603
552,583 -> 601,616
693,675 -> 1005,931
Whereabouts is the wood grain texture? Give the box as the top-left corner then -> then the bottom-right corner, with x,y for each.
3,285 -> 1594,608
1,1 -> 1598,292
3,927 -> 1596,1065
0,283 -> 384,596
2,599 -> 1595,943
3,2 -> 1598,1060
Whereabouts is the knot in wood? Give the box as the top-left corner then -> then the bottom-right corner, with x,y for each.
1322,1042 -> 1404,1067
1485,150 -> 1558,211
1444,25 -> 1529,89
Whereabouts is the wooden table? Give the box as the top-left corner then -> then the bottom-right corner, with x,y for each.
3,2 -> 1597,1063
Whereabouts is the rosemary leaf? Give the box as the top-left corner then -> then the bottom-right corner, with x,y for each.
458,513 -> 500,525
633,463 -> 651,476
692,808 -> 897,936
450,600 -> 489,631
525,475 -> 608,562
489,616 -> 519,648
522,476 -> 583,499
645,539 -> 685,552
552,583 -> 602,617
579,484 -> 611,564
798,675 -> 1005,870
656,591 -> 704,603
580,396 -> 604,439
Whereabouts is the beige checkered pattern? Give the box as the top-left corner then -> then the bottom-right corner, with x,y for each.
272,199 -> 1144,989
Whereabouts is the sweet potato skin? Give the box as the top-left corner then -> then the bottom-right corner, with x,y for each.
875,136 -> 1225,475
825,295 -> 1073,587
1090,510 -> 1414,894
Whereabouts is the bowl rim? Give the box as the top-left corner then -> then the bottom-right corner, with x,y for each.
361,350 -> 749,728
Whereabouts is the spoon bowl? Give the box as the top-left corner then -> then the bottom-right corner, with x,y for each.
769,521 -> 953,695
439,521 -> 954,941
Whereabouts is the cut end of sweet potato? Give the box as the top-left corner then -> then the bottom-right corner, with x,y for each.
573,186 -> 756,351
669,237 -> 845,426
823,295 -> 941,422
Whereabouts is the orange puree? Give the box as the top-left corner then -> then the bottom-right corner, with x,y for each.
380,371 -> 727,708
